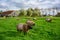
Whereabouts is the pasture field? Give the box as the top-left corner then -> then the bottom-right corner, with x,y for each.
0,17 -> 60,40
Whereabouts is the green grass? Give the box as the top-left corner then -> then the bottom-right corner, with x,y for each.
0,17 -> 60,40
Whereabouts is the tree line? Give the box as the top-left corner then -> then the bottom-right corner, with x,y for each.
19,8 -> 41,17
0,8 -> 60,17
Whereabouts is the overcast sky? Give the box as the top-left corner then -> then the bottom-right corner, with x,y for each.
0,0 -> 60,10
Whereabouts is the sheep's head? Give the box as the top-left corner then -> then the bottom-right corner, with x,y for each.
26,20 -> 35,26
26,20 -> 35,29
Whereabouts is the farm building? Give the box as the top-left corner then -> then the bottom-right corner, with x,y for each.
0,10 -> 20,17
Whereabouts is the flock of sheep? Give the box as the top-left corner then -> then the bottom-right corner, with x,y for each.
16,18 -> 52,34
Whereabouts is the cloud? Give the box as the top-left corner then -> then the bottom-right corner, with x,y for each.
0,0 -> 60,10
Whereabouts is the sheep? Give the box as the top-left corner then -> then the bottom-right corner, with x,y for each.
45,18 -> 52,22
17,20 -> 35,34
26,20 -> 35,29
17,23 -> 29,33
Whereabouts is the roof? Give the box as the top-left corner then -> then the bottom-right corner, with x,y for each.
1,10 -> 14,14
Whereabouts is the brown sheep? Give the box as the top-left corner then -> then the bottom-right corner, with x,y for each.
17,20 -> 35,33
17,23 -> 29,32
17,23 -> 35,32
17,20 -> 35,32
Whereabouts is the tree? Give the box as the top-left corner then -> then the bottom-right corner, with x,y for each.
19,8 -> 41,17
31,10 -> 38,17
31,8 -> 41,17
19,9 -> 27,16
27,8 -> 33,16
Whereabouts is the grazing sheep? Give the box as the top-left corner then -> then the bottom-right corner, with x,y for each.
17,21 -> 35,32
17,20 -> 35,33
17,23 -> 29,32
26,20 -> 35,29
46,18 -> 52,22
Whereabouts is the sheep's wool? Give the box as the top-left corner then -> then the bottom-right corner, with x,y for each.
18,24 -> 24,30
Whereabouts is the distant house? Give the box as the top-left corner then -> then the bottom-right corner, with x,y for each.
0,10 -> 20,17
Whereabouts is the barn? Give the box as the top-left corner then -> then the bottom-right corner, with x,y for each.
0,10 -> 20,17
